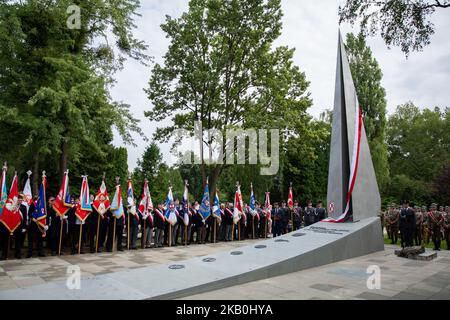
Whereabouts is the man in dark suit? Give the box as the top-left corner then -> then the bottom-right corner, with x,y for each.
399,200 -> 416,248
106,205 -> 125,252
271,203 -> 282,237
315,201 -> 327,222
153,202 -> 165,248
304,201 -> 316,226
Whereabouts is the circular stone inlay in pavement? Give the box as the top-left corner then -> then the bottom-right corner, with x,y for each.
292,233 -> 306,237
230,251 -> 243,255
274,239 -> 289,243
168,264 -> 185,270
254,245 -> 267,249
202,257 -> 216,262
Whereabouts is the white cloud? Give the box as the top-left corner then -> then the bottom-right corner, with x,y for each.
111,0 -> 450,170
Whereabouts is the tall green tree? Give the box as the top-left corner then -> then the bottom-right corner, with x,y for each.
132,142 -> 163,193
145,0 -> 311,196
339,0 -> 450,55
0,0 -> 147,192
386,103 -> 449,203
344,32 -> 390,192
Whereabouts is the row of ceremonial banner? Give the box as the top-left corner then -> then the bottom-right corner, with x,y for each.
0,163 -> 297,237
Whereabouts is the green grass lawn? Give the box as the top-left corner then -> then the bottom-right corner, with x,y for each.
383,233 -> 449,250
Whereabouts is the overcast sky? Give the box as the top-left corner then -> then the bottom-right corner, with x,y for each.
110,0 -> 450,170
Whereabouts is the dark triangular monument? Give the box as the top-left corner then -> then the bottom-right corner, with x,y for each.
326,31 -> 381,222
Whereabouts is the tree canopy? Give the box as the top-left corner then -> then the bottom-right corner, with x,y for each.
145,0 -> 312,195
0,0 -> 147,193
339,0 -> 450,55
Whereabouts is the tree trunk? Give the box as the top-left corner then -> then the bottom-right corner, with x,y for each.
32,153 -> 39,196
60,138 -> 68,183
209,165 -> 222,199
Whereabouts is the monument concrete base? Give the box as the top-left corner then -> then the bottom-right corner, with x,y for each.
0,217 -> 384,300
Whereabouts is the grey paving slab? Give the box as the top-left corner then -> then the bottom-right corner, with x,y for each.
0,218 -> 383,300
309,283 -> 342,291
356,292 -> 391,300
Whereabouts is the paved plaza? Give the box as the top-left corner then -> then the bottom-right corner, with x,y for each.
0,240 -> 449,300
182,244 -> 450,300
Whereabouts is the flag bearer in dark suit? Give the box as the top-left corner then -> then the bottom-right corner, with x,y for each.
106,205 -> 125,252
271,203 -> 282,237
173,199 -> 183,246
180,203 -> 192,245
47,197 -> 60,256
14,195 -> 28,259
127,204 -> 140,250
141,208 -> 154,248
26,197 -> 45,258
153,203 -> 165,248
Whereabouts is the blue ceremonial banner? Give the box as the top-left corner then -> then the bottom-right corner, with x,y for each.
165,187 -> 177,226
250,188 -> 256,210
0,168 -> 7,218
199,184 -> 211,220
32,176 -> 47,228
212,191 -> 221,221
111,185 -> 124,219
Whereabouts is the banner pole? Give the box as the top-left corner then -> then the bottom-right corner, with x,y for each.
59,218 -> 63,255
238,222 -> 241,241
78,223 -> 83,254
169,225 -> 172,247
142,219 -> 146,249
127,212 -> 130,250
113,218 -> 117,252
185,225 -> 187,246
7,234 -> 11,259
265,217 -> 267,239
95,215 -> 100,252
253,216 -> 255,239
232,223 -> 235,241
214,220 -> 216,243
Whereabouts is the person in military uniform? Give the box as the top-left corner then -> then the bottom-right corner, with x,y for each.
303,201 -> 316,227
414,205 -> 424,246
386,204 -> 399,244
427,203 -> 443,251
379,207 -> 386,235
422,205 -> 431,245
384,205 -> 391,240
444,206 -> 450,250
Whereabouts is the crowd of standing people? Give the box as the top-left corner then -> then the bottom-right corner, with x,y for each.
382,201 -> 450,250
0,193 -> 328,260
